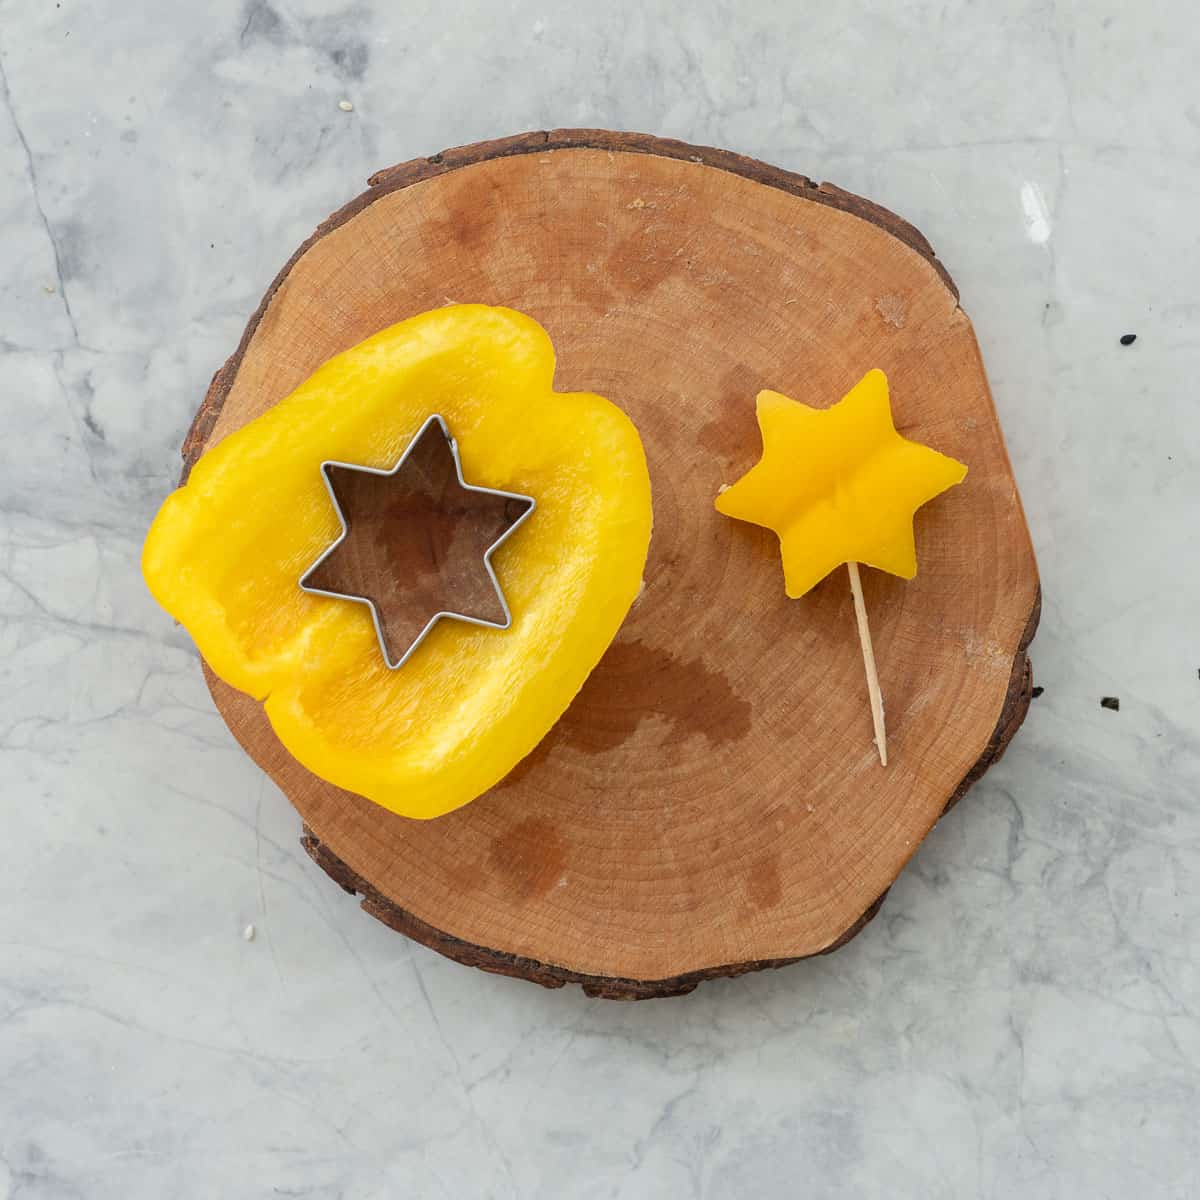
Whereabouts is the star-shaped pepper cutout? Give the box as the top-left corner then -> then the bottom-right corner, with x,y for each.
715,369 -> 967,598
300,414 -> 535,668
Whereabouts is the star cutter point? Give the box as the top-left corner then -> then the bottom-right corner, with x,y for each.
299,413 -> 536,670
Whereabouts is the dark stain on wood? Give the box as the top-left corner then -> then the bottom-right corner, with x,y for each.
746,854 -> 783,911
487,816 -> 566,900
573,637 -> 753,749
698,364 -> 778,466
697,413 -> 735,460
428,173 -> 504,256
609,220 -> 682,293
496,636 -> 752,791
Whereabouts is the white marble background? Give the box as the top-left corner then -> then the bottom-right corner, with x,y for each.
2,0 -> 1198,1196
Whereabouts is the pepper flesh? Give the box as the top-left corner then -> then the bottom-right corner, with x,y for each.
143,305 -> 652,818
715,369 -> 966,598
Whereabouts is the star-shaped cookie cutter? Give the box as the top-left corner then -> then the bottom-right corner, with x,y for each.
299,413 -> 536,670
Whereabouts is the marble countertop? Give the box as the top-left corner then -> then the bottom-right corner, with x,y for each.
3,1 -> 1198,1196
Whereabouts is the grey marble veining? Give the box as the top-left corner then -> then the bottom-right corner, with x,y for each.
2,1 -> 1199,1196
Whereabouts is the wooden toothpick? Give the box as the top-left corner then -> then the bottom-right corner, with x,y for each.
715,372 -> 966,770
846,562 -> 887,766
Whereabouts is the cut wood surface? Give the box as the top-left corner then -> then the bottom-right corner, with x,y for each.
183,129 -> 1040,999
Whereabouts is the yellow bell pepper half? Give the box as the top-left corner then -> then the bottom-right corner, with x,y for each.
143,306 -> 653,819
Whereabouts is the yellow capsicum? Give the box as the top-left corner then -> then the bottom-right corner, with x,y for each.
143,305 -> 652,818
715,369 -> 967,597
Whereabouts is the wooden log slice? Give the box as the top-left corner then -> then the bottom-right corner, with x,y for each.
183,130 -> 1040,999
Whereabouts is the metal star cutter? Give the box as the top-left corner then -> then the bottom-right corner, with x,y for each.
299,414 -> 536,669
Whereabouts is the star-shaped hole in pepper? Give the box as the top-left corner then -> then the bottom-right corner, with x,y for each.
300,414 -> 535,669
